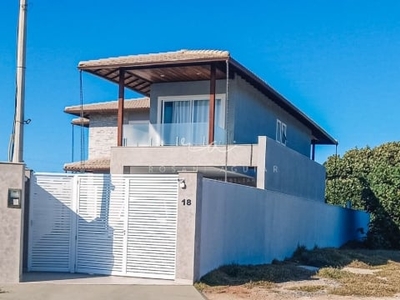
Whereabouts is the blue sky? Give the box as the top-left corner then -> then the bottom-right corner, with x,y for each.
1,0 -> 400,172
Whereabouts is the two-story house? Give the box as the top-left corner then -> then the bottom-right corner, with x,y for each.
66,49 -> 337,201
25,49 -> 370,284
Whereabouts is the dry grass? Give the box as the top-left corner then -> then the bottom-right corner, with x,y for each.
199,261 -> 315,287
317,260 -> 400,297
287,285 -> 327,293
197,247 -> 400,298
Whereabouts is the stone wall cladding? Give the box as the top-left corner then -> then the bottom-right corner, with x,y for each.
88,114 -> 117,159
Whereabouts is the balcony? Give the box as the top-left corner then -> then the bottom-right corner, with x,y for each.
123,122 -> 226,147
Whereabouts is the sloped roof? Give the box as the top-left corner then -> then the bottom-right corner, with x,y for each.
79,49 -> 230,69
71,117 -> 89,126
64,158 -> 110,172
64,97 -> 149,117
78,49 -> 336,145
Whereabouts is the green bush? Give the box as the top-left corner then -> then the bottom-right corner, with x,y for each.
324,142 -> 400,249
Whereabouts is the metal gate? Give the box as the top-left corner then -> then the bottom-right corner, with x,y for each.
28,174 -> 75,272
28,173 -> 178,280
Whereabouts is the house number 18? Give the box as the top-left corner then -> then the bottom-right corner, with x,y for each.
181,199 -> 192,206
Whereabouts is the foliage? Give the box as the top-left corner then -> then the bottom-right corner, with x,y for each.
324,142 -> 400,248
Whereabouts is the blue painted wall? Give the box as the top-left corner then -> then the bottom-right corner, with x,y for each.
199,178 -> 370,279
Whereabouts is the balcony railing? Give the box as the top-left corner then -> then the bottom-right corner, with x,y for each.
123,122 -> 226,147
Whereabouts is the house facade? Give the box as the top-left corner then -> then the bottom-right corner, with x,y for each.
67,49 -> 336,201
17,49 -> 369,285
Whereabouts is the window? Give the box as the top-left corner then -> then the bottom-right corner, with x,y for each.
276,119 -> 287,145
158,94 -> 225,145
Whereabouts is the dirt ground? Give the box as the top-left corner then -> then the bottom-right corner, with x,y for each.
199,249 -> 400,300
203,279 -> 400,300
202,277 -> 400,300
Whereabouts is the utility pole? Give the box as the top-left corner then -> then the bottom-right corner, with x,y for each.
13,0 -> 28,163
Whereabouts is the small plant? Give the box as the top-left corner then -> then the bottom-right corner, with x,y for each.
220,263 -> 240,277
318,267 -> 349,279
292,244 -> 307,258
194,282 -> 208,292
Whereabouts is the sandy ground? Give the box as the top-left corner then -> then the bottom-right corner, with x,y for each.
202,277 -> 400,300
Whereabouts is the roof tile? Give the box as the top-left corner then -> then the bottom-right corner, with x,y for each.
64,158 -> 110,172
79,49 -> 230,69
65,97 -> 149,116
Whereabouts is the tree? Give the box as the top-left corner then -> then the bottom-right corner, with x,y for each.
324,142 -> 400,249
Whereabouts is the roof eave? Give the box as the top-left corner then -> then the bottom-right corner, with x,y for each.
229,59 -> 337,145
78,57 -> 229,71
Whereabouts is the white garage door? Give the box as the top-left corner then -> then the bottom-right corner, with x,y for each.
28,173 -> 178,280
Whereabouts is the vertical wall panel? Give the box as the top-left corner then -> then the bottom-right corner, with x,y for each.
126,175 -> 178,279
28,174 -> 74,272
75,174 -> 125,275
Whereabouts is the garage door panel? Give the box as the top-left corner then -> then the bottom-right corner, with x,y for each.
75,174 -> 125,275
28,174 -> 75,272
126,175 -> 178,279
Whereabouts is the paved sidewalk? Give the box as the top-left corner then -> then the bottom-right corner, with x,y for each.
0,273 -> 206,300
0,284 -> 206,300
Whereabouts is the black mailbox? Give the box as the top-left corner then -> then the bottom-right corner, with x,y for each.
8,189 -> 22,209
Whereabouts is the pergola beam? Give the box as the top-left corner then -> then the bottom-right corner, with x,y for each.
117,69 -> 125,146
208,64 -> 216,144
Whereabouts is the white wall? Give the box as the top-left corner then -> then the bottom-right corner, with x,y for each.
199,178 -> 369,278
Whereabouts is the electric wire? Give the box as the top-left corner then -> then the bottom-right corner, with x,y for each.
224,59 -> 229,182
79,70 -> 85,173
8,81 -> 18,162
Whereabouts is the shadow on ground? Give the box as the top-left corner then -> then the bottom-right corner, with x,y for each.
199,261 -> 317,286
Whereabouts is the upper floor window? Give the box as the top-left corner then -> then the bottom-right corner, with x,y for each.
157,94 -> 226,145
276,119 -> 287,145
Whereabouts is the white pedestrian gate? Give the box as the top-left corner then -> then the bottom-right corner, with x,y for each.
28,173 -> 179,280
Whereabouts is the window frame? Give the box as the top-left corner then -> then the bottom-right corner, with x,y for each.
276,119 -> 287,146
157,94 -> 226,128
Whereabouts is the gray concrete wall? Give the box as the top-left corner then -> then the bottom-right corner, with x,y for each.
230,75 -> 312,156
127,110 -> 149,122
0,162 -> 25,283
149,76 -> 312,157
175,172 -> 203,284
199,178 -> 369,279
110,144 -> 258,174
264,137 -> 326,201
